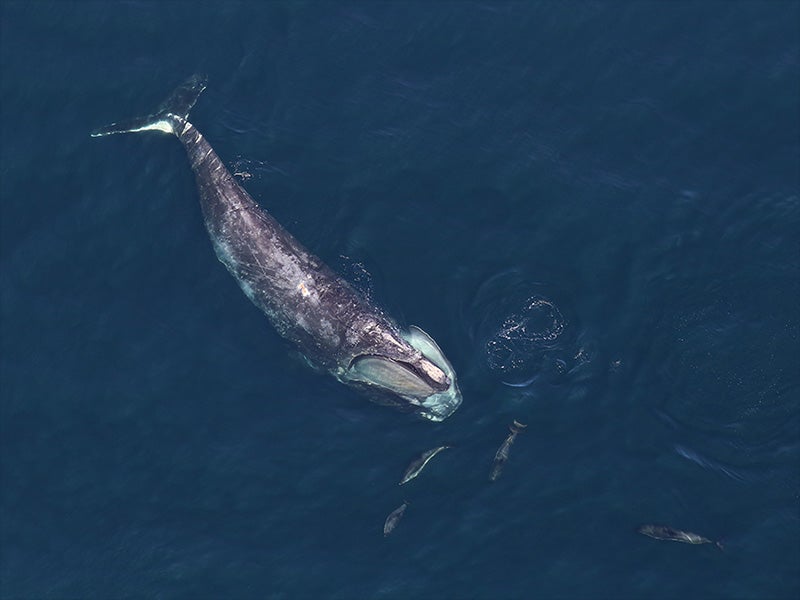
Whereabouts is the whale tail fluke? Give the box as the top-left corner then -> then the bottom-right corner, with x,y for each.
90,74 -> 208,138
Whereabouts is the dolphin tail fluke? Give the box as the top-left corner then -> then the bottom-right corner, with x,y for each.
90,74 -> 208,138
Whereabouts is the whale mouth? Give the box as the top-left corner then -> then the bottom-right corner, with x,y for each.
402,326 -> 462,422
416,388 -> 461,422
346,326 -> 462,422
348,355 -> 448,401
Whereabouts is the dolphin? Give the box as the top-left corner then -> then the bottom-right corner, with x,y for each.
637,524 -> 724,550
92,75 -> 461,421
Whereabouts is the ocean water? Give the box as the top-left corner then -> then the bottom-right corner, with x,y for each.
1,2 -> 798,598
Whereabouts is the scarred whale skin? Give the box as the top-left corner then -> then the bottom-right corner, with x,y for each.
92,75 -> 462,421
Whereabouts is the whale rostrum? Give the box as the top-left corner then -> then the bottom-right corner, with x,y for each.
93,75 -> 462,422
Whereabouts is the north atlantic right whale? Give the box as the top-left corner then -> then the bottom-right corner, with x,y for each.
92,75 -> 461,422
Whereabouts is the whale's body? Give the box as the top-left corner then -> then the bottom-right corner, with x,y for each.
93,76 -> 461,421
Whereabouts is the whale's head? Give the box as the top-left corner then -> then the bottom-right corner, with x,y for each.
345,326 -> 462,422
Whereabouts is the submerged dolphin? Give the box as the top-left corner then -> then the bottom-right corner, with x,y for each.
92,75 -> 461,421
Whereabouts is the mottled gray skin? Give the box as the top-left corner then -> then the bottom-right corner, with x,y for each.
92,75 -> 461,420
383,501 -> 408,537
637,525 -> 723,550
168,114 -> 450,413
489,420 -> 526,481
399,445 -> 450,485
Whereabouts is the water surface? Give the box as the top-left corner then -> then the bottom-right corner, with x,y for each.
1,2 -> 798,598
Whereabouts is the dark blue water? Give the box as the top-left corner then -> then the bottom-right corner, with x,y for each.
2,2 -> 798,598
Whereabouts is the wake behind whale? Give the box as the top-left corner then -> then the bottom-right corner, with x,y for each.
93,75 -> 461,422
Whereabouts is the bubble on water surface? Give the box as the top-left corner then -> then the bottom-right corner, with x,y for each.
485,295 -> 567,375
